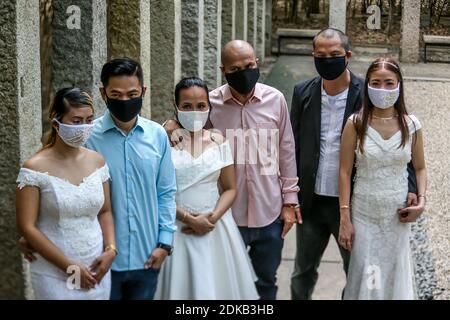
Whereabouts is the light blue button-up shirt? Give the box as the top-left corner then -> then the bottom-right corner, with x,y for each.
85,111 -> 177,271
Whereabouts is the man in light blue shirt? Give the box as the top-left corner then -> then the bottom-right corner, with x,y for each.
86,57 -> 176,300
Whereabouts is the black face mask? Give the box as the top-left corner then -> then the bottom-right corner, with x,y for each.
314,56 -> 347,80
105,93 -> 143,122
225,67 -> 260,95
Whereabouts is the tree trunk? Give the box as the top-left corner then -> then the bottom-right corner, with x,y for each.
285,0 -> 289,19
290,0 -> 299,22
386,0 -> 395,37
309,0 -> 319,13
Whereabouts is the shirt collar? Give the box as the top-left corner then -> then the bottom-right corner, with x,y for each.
221,83 -> 263,104
101,110 -> 145,134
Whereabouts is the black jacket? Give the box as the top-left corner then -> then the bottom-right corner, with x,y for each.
290,72 -> 417,216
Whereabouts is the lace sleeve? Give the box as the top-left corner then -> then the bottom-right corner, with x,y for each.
98,164 -> 111,183
16,168 -> 42,190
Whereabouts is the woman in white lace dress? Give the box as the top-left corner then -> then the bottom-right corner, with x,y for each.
339,58 -> 427,300
155,77 -> 259,299
16,88 -> 117,300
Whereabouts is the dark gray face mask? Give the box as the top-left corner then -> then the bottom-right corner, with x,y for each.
314,56 -> 347,80
225,67 -> 260,95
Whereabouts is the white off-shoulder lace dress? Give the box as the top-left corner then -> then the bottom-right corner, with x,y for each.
16,164 -> 112,300
344,115 -> 422,300
154,140 -> 259,300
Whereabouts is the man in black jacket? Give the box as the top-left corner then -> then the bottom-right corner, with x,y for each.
289,28 -> 418,300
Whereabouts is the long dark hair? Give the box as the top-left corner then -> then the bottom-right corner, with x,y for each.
354,57 -> 409,154
173,76 -> 213,130
43,87 -> 94,148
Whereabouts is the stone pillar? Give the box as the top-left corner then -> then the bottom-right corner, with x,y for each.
0,0 -> 41,299
247,0 -> 257,50
180,1 -> 199,78
257,0 -> 265,62
204,0 -> 221,88
329,0 -> 346,33
400,0 -> 421,63
52,0 -> 107,116
149,0 -> 181,123
264,0 -> 272,58
222,0 -> 233,47
234,0 -> 247,41
107,0 -> 151,118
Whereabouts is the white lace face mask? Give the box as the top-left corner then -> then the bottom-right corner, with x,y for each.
176,109 -> 209,132
368,84 -> 400,109
53,119 -> 95,148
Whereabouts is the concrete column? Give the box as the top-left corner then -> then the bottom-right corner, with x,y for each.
107,0 -> 151,118
400,0 -> 421,63
52,0 -> 107,116
149,0 -> 181,123
329,0 -> 346,33
264,0 -> 272,57
0,0 -> 42,299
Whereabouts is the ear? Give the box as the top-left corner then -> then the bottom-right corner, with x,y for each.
52,119 -> 59,131
141,86 -> 148,98
220,65 -> 225,75
346,50 -> 353,59
255,58 -> 260,65
99,87 -> 107,102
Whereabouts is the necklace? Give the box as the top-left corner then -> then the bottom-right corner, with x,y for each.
372,113 -> 398,121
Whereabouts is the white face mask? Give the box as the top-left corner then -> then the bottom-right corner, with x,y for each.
54,119 -> 95,148
176,109 -> 209,132
368,84 -> 400,109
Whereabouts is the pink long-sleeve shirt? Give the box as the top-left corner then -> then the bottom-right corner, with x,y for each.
209,83 -> 299,228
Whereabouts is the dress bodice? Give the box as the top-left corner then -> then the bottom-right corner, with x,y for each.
351,114 -> 422,223
171,140 -> 234,214
16,165 -> 110,278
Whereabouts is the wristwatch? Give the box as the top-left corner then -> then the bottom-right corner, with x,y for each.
157,243 -> 173,256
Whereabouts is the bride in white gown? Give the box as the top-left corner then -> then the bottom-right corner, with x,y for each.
16,88 -> 116,300
339,59 -> 427,300
155,77 -> 258,300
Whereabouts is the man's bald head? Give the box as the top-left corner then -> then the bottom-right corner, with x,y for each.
220,40 -> 258,74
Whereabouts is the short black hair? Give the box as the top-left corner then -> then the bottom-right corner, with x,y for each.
100,57 -> 144,88
312,28 -> 350,52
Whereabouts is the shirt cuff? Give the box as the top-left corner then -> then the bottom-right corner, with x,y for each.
283,192 -> 299,205
158,230 -> 174,246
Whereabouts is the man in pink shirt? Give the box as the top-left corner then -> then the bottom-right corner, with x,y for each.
209,40 -> 301,300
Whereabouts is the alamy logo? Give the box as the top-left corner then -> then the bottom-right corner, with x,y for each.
366,264 -> 381,290
66,5 -> 81,30
367,5 -> 382,30
66,265 -> 81,290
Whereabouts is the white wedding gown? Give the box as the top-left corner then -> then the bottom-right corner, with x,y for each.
344,115 -> 421,300
16,165 -> 111,300
155,140 -> 259,300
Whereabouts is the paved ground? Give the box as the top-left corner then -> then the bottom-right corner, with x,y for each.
265,53 -> 450,300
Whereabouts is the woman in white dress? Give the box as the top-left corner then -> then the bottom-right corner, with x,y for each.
339,58 -> 427,300
155,77 -> 259,300
16,88 -> 117,299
